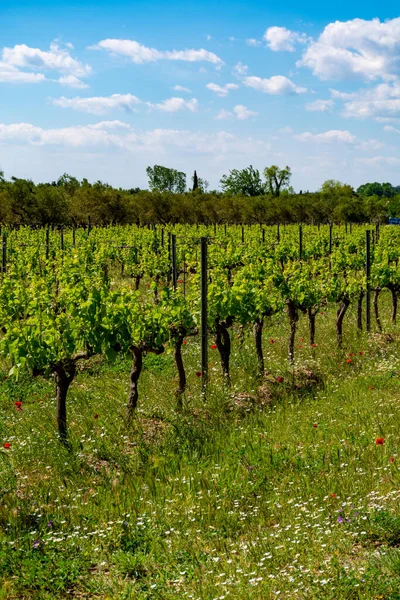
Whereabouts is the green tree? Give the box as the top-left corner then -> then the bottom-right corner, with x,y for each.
320,180 -> 354,197
146,165 -> 186,193
220,165 -> 264,196
357,182 -> 395,198
264,165 -> 292,197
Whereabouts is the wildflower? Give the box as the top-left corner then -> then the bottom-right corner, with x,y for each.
331,493 -> 336,498
177,279 -> 183,284
375,437 -> 385,446
3,443 -> 10,449
359,351 -> 364,356
346,359 -> 352,364
211,344 -> 217,350
270,339 -> 275,344
311,343 -> 317,348
183,340 -> 187,345
370,386 -> 375,390
196,372 -> 202,378
320,311 -> 325,315
337,516 -> 344,523
389,457 -> 395,463
277,376 -> 283,383
299,338 -> 303,342
313,423 -> 318,428
298,345 -> 302,349
47,521 -> 53,528
15,401 -> 22,411
349,353 -> 354,357
33,540 -> 40,549
94,414 -> 99,420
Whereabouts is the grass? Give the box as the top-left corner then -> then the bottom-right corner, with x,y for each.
2,291 -> 400,598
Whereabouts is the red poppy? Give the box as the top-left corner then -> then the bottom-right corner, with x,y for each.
299,338 -> 303,342
313,423 -> 318,428
15,401 -> 22,411
359,351 -> 364,356
277,376 -> 283,383
298,345 -> 302,349
311,343 -> 317,348
370,385 -> 375,390
177,279 -> 183,284
389,457 -> 395,463
183,340 -> 187,345
346,359 -> 352,364
349,353 -> 354,357
94,413 -> 99,419
330,493 -> 336,498
196,371 -> 202,378
270,339 -> 275,344
320,311 -> 325,315
3,443 -> 10,449
211,344 -> 217,350
375,437 -> 385,445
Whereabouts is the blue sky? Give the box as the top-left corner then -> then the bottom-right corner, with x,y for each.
1,1 -> 400,191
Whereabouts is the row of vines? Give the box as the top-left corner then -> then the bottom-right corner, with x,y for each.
0,223 -> 398,443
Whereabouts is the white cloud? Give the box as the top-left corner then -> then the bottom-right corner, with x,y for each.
244,75 -> 307,95
384,125 -> 400,133
280,126 -> 293,133
90,120 -> 131,130
215,109 -> 232,120
339,82 -> 400,119
376,117 -> 400,124
206,82 -> 239,97
2,42 -> 92,78
358,155 -> 400,167
52,93 -> 141,115
306,99 -> 334,112
57,75 -> 89,89
357,139 -> 384,151
0,121 -> 271,158
246,38 -> 262,47
264,26 -> 307,52
0,121 -> 129,147
233,104 -> 258,120
233,61 -> 248,76
215,105 -> 257,120
295,129 -> 356,143
298,17 -> 400,81
146,97 -> 199,113
329,89 -> 357,100
0,62 -> 46,83
90,39 -> 223,65
174,85 -> 192,93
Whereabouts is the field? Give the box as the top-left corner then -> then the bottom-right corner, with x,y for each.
1,224 -> 400,599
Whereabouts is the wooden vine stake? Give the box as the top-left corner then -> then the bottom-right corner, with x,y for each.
46,228 -> 50,261
200,237 -> 208,396
366,230 -> 371,332
2,234 -> 6,274
171,234 -> 177,290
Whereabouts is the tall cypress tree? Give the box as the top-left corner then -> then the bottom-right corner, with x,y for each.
193,170 -> 199,191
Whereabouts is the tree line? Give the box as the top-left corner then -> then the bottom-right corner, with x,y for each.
0,166 -> 399,226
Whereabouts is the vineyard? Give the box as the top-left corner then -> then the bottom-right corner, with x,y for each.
2,223 -> 400,598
